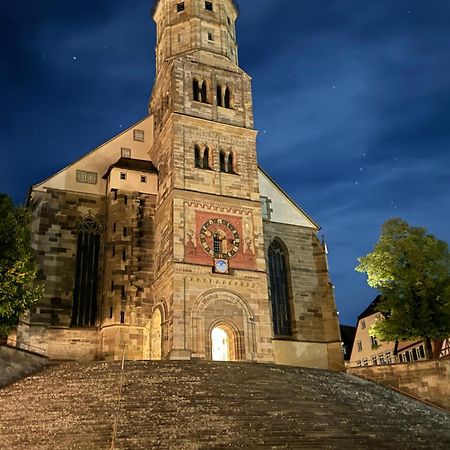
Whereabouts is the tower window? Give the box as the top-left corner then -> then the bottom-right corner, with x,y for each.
205,1 -> 213,11
217,85 -> 223,107
227,152 -> 236,173
203,147 -> 210,169
109,307 -> 113,319
224,87 -> 231,108
123,227 -> 127,237
220,151 -> 227,172
193,78 -> 208,103
120,311 -> 125,324
177,2 -> 185,12
195,145 -> 202,168
208,32 -> 214,41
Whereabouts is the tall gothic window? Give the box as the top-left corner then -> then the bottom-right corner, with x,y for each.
268,239 -> 292,336
203,147 -> 210,169
71,217 -> 101,327
220,151 -> 227,172
224,86 -> 231,108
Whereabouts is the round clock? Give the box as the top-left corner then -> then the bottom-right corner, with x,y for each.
214,258 -> 229,274
199,218 -> 240,258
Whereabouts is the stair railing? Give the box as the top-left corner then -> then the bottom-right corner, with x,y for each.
111,344 -> 126,450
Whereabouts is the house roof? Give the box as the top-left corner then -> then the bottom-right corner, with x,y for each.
357,295 -> 383,322
102,158 -> 158,179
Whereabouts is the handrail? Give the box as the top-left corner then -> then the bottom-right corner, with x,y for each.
111,345 -> 126,450
4,339 -> 47,356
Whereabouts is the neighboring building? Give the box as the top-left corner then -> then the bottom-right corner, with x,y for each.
349,296 -> 398,367
15,0 -> 343,370
340,325 -> 356,364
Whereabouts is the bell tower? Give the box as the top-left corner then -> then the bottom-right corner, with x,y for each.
149,0 -> 274,362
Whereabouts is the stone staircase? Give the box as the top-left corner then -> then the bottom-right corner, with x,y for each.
0,361 -> 449,449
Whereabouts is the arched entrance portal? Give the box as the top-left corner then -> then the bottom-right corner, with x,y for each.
211,327 -> 229,361
150,309 -> 162,360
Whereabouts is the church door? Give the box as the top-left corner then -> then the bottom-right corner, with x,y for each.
211,327 -> 230,361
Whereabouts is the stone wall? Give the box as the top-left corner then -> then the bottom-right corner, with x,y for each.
0,345 -> 48,388
348,359 -> 450,410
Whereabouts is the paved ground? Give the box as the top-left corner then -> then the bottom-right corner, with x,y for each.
0,361 -> 449,449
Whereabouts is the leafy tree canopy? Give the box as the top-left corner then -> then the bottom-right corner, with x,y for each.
0,194 -> 42,337
356,218 -> 450,355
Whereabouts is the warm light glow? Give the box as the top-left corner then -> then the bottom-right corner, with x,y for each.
211,327 -> 229,361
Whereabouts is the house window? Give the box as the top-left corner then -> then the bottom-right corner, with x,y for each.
361,320 -> 366,329
121,148 -> 131,158
71,218 -> 101,327
261,197 -> 272,220
357,340 -> 363,352
362,358 -> 368,366
268,239 -> 292,337
418,345 -> 425,359
76,170 -> 98,185
379,353 -> 385,364
205,1 -> 213,11
370,335 -> 378,348
177,2 -> 185,12
133,130 -> 144,142
356,360 -> 362,367
120,172 -> 127,180
385,351 -> 392,363
141,175 -> 147,183
372,355 -> 378,365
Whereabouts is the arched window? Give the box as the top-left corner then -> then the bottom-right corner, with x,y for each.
224,87 -> 231,108
193,78 -> 201,102
227,152 -> 235,173
268,240 -> 292,336
220,151 -> 227,172
217,84 -> 223,107
195,144 -> 202,168
72,217 -> 101,327
203,147 -> 210,169
200,80 -> 208,103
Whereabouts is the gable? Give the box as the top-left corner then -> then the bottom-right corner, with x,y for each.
31,116 -> 154,197
258,167 -> 319,230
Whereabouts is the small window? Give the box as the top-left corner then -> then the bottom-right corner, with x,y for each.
220,151 -> 227,172
122,250 -> 126,262
208,32 -> 214,41
120,172 -> 127,180
121,148 -> 131,158
379,353 -> 385,364
362,358 -> 368,366
370,335 -> 378,348
141,175 -> 147,183
109,307 -> 113,319
224,87 -> 231,108
205,1 -> 213,11
372,355 -> 378,365
111,281 -> 114,292
177,2 -> 185,12
356,360 -> 362,367
227,152 -> 235,173
112,246 -> 116,257
361,320 -> 366,329
227,17 -> 231,25
133,129 -> 144,142
76,170 -> 98,185
124,195 -> 128,205
121,286 -> 126,299
123,227 -> 127,237
113,223 -> 117,233
217,85 -> 223,107
120,311 -> 125,324
357,340 -> 363,352
203,147 -> 210,169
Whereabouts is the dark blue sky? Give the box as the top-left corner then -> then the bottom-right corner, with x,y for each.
1,0 -> 450,326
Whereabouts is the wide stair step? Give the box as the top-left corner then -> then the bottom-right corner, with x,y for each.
0,361 -> 449,449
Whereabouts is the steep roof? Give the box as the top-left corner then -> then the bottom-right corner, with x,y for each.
357,295 -> 383,321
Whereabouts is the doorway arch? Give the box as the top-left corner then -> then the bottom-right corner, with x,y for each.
209,321 -> 243,361
150,308 -> 162,360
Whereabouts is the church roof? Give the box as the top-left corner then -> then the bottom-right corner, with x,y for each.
102,157 -> 158,179
152,0 -> 239,16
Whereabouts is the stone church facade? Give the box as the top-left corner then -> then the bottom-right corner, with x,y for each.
17,0 -> 343,371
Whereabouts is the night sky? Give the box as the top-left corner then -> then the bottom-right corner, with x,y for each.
1,0 -> 450,327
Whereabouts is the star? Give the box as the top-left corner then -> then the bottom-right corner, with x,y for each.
73,56 -> 77,60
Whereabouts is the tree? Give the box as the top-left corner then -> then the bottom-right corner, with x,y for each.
356,218 -> 450,359
0,194 -> 43,338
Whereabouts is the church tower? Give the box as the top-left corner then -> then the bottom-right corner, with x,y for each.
149,0 -> 274,361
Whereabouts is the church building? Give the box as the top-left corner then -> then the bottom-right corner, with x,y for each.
17,0 -> 343,371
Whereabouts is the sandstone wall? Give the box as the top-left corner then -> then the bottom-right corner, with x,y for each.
348,359 -> 450,410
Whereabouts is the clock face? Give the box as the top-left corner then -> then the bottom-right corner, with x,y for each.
214,258 -> 229,274
199,218 -> 240,258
